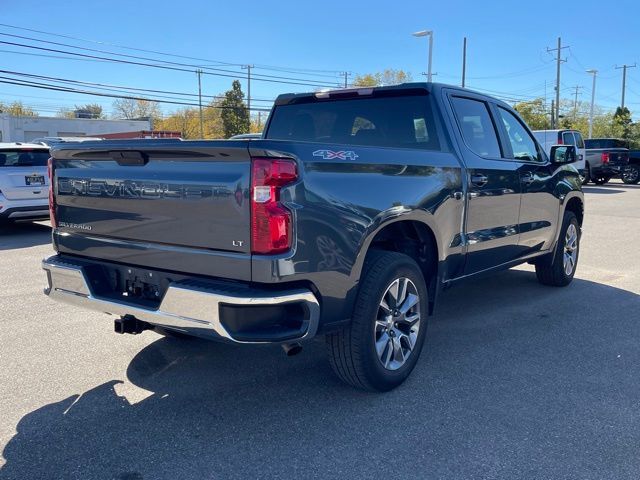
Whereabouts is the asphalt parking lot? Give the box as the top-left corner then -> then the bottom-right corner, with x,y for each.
0,180 -> 638,480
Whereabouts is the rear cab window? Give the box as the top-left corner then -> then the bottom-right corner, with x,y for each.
265,90 -> 441,150
562,132 -> 576,146
0,149 -> 50,167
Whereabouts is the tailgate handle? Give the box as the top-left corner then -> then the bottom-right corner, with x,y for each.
109,150 -> 148,166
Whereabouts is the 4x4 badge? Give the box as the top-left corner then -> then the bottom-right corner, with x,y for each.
313,149 -> 359,161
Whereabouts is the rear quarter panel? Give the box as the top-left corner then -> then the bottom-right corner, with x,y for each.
249,140 -> 464,325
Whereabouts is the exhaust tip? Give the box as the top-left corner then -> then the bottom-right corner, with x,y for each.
282,342 -> 303,356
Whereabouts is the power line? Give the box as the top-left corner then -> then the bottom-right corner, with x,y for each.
465,84 -> 548,102
463,63 -> 553,81
0,37 -> 339,89
0,69 -> 274,103
0,28 -> 342,86
0,22 -> 346,78
0,77 -> 272,111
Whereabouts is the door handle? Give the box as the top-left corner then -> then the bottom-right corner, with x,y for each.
521,173 -> 535,185
470,173 -> 488,187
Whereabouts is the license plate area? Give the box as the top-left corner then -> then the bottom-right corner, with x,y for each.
86,264 -> 171,308
25,175 -> 45,186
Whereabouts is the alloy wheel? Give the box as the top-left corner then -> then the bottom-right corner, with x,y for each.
622,166 -> 639,183
374,277 -> 421,371
563,223 -> 578,276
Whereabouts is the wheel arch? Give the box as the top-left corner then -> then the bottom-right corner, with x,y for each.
564,194 -> 584,227
547,191 -> 584,254
353,215 -> 441,314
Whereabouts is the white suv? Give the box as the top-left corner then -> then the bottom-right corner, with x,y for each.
0,143 -> 51,223
533,129 -> 587,177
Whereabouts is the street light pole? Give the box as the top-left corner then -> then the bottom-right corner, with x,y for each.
461,37 -> 467,88
412,30 -> 434,83
586,69 -> 597,139
427,32 -> 433,83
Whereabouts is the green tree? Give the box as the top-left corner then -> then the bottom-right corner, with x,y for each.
74,103 -> 104,119
155,101 -> 225,139
352,73 -> 377,87
352,69 -> 413,87
155,108 -> 201,139
514,98 -> 551,130
112,98 -> 161,123
56,108 -> 75,119
220,80 -> 249,138
0,101 -> 38,116
613,106 -> 633,140
58,104 -> 105,119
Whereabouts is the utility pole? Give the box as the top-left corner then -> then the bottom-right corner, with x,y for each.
586,69 -> 597,138
196,69 -> 204,138
242,65 -> 254,124
572,85 -> 583,120
340,71 -> 351,88
615,63 -> 636,109
461,37 -> 467,88
547,37 -> 569,128
551,99 -> 555,129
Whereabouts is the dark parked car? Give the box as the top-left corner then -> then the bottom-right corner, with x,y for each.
42,83 -> 584,391
583,138 -> 630,185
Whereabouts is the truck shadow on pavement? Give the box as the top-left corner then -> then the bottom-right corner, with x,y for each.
2,270 -> 640,479
0,222 -> 51,250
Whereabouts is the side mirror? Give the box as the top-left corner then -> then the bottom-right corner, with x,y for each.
550,145 -> 577,165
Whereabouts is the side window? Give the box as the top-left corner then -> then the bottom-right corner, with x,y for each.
450,96 -> 501,158
563,132 -> 576,145
497,107 -> 542,162
574,132 -> 585,149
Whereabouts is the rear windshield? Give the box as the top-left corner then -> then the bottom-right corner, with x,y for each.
0,149 -> 50,167
265,93 -> 441,150
584,139 -> 628,149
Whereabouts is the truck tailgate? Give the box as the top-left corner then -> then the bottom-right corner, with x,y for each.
52,140 -> 252,277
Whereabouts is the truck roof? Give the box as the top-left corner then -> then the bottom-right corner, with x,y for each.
273,82 -> 512,109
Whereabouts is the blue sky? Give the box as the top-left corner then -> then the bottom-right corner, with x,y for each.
2,0 -> 640,119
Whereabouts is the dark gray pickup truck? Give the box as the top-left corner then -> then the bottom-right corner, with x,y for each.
583,138 -> 630,185
43,83 -> 584,391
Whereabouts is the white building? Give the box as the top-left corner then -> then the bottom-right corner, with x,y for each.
0,114 -> 150,142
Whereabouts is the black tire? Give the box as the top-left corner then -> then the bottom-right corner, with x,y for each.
535,211 -> 580,287
326,250 -> 429,392
592,175 -> 611,185
582,163 -> 590,184
622,164 -> 640,184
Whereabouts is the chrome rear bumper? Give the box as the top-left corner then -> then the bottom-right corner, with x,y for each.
42,255 -> 320,344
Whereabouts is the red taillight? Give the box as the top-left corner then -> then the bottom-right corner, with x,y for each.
557,134 -> 564,145
601,152 -> 610,164
47,157 -> 57,228
251,158 -> 297,254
